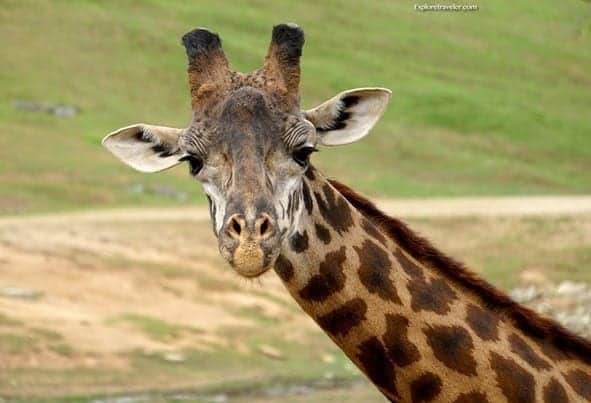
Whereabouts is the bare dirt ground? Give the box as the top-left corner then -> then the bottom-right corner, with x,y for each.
2,194 -> 589,224
0,196 -> 590,401
0,212 -> 299,365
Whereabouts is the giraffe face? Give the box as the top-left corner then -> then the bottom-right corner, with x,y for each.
102,24 -> 391,277
185,86 -> 317,278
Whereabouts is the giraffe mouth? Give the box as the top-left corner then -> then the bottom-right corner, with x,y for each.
234,264 -> 272,278
219,241 -> 279,278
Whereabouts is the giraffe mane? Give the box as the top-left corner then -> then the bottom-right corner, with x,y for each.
329,179 -> 591,365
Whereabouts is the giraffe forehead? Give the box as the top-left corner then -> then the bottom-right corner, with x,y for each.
210,71 -> 295,119
217,87 -> 282,146
184,84 -> 310,159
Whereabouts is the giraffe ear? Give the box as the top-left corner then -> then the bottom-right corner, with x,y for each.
102,124 -> 187,173
304,88 -> 391,146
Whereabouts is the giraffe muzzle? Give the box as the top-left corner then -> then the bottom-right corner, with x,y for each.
219,212 -> 280,277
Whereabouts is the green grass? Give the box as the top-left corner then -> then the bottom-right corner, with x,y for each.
110,314 -> 190,342
49,343 -> 75,358
0,1 -> 590,214
411,215 -> 591,289
0,313 -> 24,327
0,332 -> 39,354
29,327 -> 64,342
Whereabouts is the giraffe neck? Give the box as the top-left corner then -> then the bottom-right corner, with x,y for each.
274,167 -> 591,402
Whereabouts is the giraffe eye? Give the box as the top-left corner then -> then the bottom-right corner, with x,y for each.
292,146 -> 317,167
180,155 -> 203,175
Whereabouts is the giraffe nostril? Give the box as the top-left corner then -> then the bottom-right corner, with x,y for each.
226,214 -> 244,239
257,214 -> 275,239
260,218 -> 270,236
232,219 -> 242,235
225,213 -> 274,240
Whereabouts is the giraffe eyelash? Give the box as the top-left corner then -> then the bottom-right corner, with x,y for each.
292,146 -> 318,167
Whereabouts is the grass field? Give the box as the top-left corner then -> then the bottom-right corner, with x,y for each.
1,1 -> 590,214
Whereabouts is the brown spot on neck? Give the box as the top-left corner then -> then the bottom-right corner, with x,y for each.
314,184 -> 353,234
356,336 -> 399,401
317,298 -> 367,337
407,276 -> 457,315
354,240 -> 401,304
410,372 -> 442,402
394,249 -> 424,280
314,222 -> 331,245
466,303 -> 500,341
543,378 -> 568,403
538,338 -> 571,362
361,217 -> 387,246
565,369 -> 591,400
490,352 -> 535,403
289,230 -> 308,252
383,314 -> 420,367
508,333 -> 551,370
424,325 -> 477,376
274,254 -> 294,282
453,392 -> 490,403
299,246 -> 347,301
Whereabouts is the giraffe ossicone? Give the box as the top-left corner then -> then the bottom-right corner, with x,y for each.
103,23 -> 591,402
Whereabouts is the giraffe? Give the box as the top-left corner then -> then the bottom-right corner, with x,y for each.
102,24 -> 591,402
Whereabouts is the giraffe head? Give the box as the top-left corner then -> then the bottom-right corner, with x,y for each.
103,24 -> 391,277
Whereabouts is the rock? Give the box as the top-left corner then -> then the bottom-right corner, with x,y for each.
92,395 -> 150,403
12,100 -> 80,117
162,352 -> 186,362
51,104 -> 79,117
323,371 -> 334,380
206,394 -> 228,403
556,281 -> 587,296
511,281 -> 591,339
264,384 -> 313,397
257,344 -> 285,360
173,394 -> 227,403
151,185 -> 189,202
510,285 -> 539,303
343,361 -> 358,373
128,183 -> 145,194
0,287 -> 43,300
128,183 -> 189,202
519,269 -> 551,287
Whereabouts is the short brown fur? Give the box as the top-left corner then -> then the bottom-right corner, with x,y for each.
329,179 -> 591,365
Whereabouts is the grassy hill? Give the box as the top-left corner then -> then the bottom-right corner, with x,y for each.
1,0 -> 590,213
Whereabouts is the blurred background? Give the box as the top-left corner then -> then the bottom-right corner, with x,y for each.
0,1 -> 590,402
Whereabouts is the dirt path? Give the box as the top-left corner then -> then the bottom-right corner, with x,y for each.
1,195 -> 590,225
376,195 -> 591,217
